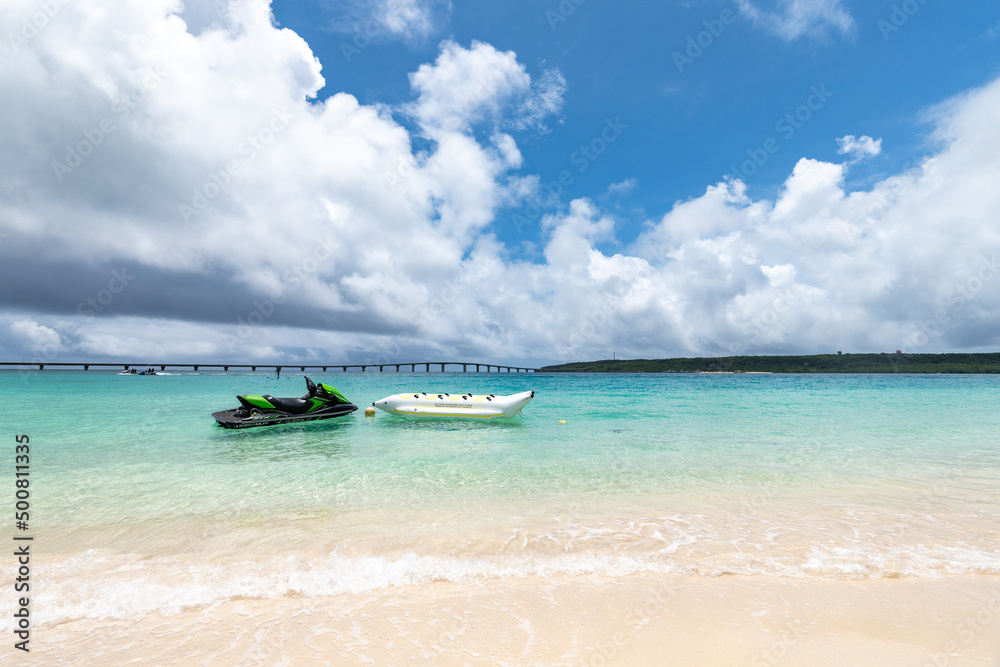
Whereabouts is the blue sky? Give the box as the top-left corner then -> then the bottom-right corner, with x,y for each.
274,0 -> 1000,255
1,0 -> 999,366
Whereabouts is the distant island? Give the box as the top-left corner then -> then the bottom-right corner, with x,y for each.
541,353 -> 1000,374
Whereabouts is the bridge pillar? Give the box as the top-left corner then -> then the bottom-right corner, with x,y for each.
322,366 -> 327,372
192,365 -> 198,371
251,366 -> 256,371
395,365 -> 400,372
84,364 -> 89,370
379,366 -> 384,372
224,366 -> 229,371
38,364 -> 43,370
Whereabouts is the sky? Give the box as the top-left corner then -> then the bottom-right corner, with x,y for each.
1,0 -> 999,368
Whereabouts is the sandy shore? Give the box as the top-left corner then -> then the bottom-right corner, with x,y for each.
29,574 -> 1000,666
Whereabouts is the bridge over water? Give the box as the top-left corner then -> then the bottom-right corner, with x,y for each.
0,361 -> 540,373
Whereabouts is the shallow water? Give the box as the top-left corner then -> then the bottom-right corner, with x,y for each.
3,370 -> 999,626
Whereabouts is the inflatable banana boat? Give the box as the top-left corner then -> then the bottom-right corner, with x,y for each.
372,390 -> 534,420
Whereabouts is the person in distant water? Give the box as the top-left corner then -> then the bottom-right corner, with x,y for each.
276,367 -> 280,379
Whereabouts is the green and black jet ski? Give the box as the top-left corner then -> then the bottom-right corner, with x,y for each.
212,377 -> 357,429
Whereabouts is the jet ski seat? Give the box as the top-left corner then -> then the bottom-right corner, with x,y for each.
261,394 -> 313,414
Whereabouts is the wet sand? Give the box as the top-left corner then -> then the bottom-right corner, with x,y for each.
30,574 -> 1000,666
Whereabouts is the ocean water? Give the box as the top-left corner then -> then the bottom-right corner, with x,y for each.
3,370 -> 1000,627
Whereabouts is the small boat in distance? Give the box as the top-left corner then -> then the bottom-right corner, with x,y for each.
373,391 -> 534,420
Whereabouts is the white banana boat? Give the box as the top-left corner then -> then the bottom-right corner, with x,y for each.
372,390 -> 534,420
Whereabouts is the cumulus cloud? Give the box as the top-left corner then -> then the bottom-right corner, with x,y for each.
0,0 -> 998,366
607,179 -> 637,196
10,320 -> 62,355
377,0 -> 448,38
837,134 -> 882,162
736,0 -> 854,41
407,39 -> 563,137
328,0 -> 451,42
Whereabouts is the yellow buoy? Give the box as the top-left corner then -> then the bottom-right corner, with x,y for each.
557,420 -> 567,424
364,407 -> 376,416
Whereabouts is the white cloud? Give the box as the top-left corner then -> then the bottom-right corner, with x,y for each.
10,320 -> 62,355
837,134 -> 882,162
607,179 -> 637,196
0,0 -> 998,366
377,0 -> 446,38
736,0 -> 854,41
407,39 -> 563,138
512,68 -> 566,132
976,20 -> 1000,43
330,0 -> 451,42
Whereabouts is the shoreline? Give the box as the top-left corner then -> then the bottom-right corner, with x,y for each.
7,371 -> 1000,664
542,352 -> 1000,374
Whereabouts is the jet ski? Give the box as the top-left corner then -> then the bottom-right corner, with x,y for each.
372,390 -> 534,420
213,377 -> 358,429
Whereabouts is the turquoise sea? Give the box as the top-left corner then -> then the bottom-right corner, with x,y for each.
3,370 -> 1000,627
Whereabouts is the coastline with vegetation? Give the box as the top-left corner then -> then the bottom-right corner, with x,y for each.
541,352 -> 1000,374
